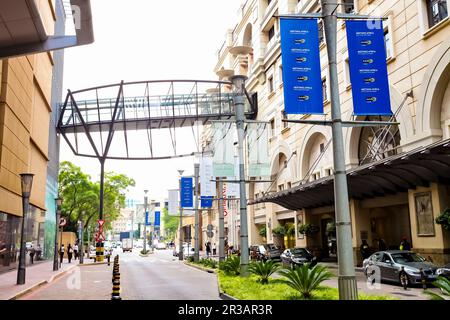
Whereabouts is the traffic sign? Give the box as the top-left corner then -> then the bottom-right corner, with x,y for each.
98,220 -> 105,227
59,218 -> 67,227
207,224 -> 214,232
206,231 -> 214,238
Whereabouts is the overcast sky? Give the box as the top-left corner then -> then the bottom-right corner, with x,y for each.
61,0 -> 242,202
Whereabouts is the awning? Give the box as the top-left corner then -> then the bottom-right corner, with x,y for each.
0,0 -> 93,59
250,138 -> 450,210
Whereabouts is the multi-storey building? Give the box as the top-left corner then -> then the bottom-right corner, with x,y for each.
211,0 -> 450,265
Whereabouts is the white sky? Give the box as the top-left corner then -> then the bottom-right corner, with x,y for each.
61,0 -> 242,202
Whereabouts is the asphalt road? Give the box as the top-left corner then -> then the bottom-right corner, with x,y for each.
20,249 -> 219,300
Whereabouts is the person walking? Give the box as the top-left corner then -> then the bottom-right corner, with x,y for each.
67,244 -> 73,263
73,243 -> 79,260
399,236 -> 411,251
59,244 -> 65,264
399,267 -> 409,290
360,240 -> 371,260
212,243 -> 217,256
205,242 -> 211,257
29,245 -> 35,264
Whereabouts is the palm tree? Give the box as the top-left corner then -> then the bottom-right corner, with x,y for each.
424,276 -> 450,300
278,264 -> 333,299
248,260 -> 281,284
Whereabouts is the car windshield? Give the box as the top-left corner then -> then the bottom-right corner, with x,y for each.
391,252 -> 425,263
291,248 -> 310,256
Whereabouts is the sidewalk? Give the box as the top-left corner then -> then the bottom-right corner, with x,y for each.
0,257 -> 103,300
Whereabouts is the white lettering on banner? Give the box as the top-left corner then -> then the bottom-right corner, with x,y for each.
247,123 -> 270,177
223,183 -> 228,217
212,122 -> 235,177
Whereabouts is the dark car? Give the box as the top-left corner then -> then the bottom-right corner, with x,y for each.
250,244 -> 281,261
436,263 -> 450,280
363,250 -> 438,287
280,248 -> 316,268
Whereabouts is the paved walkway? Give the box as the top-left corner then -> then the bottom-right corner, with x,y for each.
0,257 -> 102,300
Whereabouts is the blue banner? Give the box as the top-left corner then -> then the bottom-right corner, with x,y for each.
154,211 -> 160,226
346,20 -> 392,115
280,18 -> 323,114
180,177 -> 193,208
201,196 -> 213,208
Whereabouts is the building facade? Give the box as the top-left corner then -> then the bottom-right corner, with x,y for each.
0,0 -> 65,273
212,0 -> 450,265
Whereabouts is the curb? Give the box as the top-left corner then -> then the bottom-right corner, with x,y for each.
320,263 -> 364,273
219,292 -> 239,300
184,261 -> 217,274
7,280 -> 48,300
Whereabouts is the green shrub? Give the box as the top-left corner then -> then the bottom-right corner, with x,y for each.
424,276 -> 450,300
187,256 -> 194,263
259,225 -> 267,238
272,225 -> 286,236
219,255 -> 241,275
436,208 -> 450,231
140,249 -> 149,255
248,260 -> 281,284
278,264 -> 333,299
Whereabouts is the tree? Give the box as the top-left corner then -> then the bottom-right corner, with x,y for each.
162,207 -> 179,239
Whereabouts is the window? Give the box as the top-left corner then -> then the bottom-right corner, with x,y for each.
268,76 -> 274,93
427,0 -> 448,27
279,65 -> 283,85
282,110 -> 288,129
278,184 -> 285,191
270,118 -> 275,136
268,25 -> 275,41
325,168 -> 332,176
320,143 -> 325,153
322,77 -> 328,102
318,19 -> 325,44
343,0 -> 355,14
287,182 -> 292,189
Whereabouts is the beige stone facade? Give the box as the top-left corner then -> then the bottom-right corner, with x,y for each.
210,0 -> 450,265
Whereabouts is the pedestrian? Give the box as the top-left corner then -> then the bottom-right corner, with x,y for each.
59,244 -> 65,264
360,240 -> 371,260
205,242 -> 211,257
29,245 -> 35,264
73,243 -> 79,260
399,236 -> 411,251
419,268 -> 427,290
212,243 -> 217,256
36,244 -> 42,261
67,244 -> 73,263
399,267 -> 408,290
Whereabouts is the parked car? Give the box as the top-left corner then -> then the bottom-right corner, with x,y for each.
173,243 -> 194,258
156,242 -> 167,250
280,247 -> 317,268
363,250 -> 438,287
436,263 -> 450,280
250,244 -> 281,261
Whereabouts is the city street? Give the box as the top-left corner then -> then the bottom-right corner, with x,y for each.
20,249 -> 219,300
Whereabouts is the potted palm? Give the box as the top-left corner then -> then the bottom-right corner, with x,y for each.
436,208 -> 450,231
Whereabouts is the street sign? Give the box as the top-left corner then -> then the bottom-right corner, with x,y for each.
59,218 -> 66,227
180,177 -> 193,208
98,220 -> 105,227
206,231 -> 214,238
207,224 -> 214,232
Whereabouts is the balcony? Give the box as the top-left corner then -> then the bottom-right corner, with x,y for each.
229,45 -> 253,55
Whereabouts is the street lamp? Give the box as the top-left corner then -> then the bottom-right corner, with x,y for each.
17,173 -> 34,285
143,190 -> 148,253
178,169 -> 184,260
53,197 -> 62,271
231,75 -> 250,276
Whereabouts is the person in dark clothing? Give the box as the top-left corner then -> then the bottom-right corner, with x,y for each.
205,242 -> 211,257
378,238 -> 387,251
59,244 -> 65,264
419,268 -> 427,290
67,244 -> 73,263
400,236 -> 411,251
399,267 -> 409,290
29,246 -> 35,264
360,240 -> 371,260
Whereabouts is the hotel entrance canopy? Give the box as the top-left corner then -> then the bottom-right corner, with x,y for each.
250,139 -> 450,210
0,0 -> 93,59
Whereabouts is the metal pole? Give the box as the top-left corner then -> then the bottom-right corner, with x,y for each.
60,226 -> 63,267
231,75 -> 249,276
218,179 -> 225,262
131,208 -> 134,248
320,0 -> 358,300
178,175 -> 184,260
97,159 -> 105,262
79,219 -> 84,264
144,191 -> 148,253
194,163 -> 200,262
17,194 -> 29,285
53,204 -> 61,271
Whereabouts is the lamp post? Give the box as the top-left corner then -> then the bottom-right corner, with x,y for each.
78,215 -> 84,264
194,162 -> 200,262
53,197 -> 62,271
17,173 -> 34,285
231,75 -> 250,276
143,190 -> 148,253
178,169 -> 184,260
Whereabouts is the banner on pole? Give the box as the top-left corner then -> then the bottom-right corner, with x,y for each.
180,177 -> 194,208
200,156 -> 216,197
145,211 -> 151,226
280,18 -> 324,114
247,123 -> 270,177
154,211 -> 160,226
346,20 -> 392,116
168,189 -> 178,215
201,196 -> 213,208
212,122 -> 235,177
